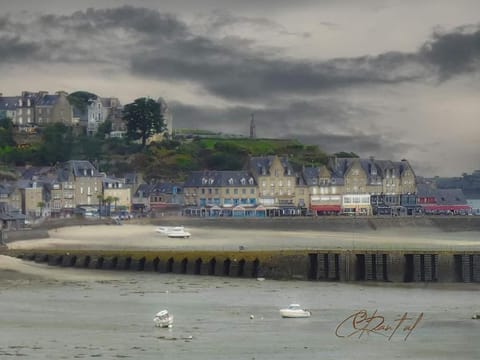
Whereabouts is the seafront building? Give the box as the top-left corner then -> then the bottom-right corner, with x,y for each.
0,154 -> 474,224
182,155 -> 451,217
183,171 -> 261,217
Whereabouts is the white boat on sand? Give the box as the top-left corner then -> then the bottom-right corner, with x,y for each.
166,228 -> 191,238
279,304 -> 311,318
155,226 -> 184,234
153,310 -> 174,328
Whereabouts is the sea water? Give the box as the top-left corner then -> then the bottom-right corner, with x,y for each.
0,270 -> 479,359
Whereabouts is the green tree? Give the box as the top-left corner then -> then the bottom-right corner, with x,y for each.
334,151 -> 359,158
37,201 -> 45,217
0,117 -> 15,147
123,97 -> 165,148
112,196 -> 120,213
105,196 -> 114,216
38,123 -> 73,165
67,91 -> 97,113
96,120 -> 113,139
97,194 -> 105,218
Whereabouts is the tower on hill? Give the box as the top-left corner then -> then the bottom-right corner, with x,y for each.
250,113 -> 256,139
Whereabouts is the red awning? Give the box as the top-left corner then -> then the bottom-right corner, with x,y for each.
310,205 -> 342,212
421,204 -> 471,211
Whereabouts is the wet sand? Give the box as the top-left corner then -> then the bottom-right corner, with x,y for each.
1,255 -> 479,359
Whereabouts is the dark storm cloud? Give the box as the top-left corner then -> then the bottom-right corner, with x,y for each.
1,6 -> 479,102
37,6 -> 188,39
0,36 -> 41,61
131,47 -> 421,101
420,26 -> 480,78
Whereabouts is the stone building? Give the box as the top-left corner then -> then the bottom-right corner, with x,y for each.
249,156 -> 299,214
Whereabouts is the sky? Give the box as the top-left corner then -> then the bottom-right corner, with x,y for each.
1,0 -> 480,177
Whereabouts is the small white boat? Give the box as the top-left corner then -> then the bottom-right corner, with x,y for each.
166,228 -> 191,238
153,310 -> 174,328
155,226 -> 185,234
279,304 -> 311,318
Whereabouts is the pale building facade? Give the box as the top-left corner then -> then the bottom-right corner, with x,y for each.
103,178 -> 131,212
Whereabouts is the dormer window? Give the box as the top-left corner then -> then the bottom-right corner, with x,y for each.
228,178 -> 234,185
209,178 -> 214,185
249,177 -> 254,185
240,178 -> 246,185
202,177 -> 207,185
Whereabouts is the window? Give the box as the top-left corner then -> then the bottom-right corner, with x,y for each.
234,189 -> 238,194
226,189 -> 230,194
241,178 -> 246,185
249,178 -> 254,185
229,178 -> 234,185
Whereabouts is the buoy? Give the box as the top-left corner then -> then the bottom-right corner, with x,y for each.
250,315 -> 254,319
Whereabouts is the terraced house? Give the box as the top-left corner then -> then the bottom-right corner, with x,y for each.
304,157 -> 417,216
0,90 -> 73,129
50,160 -> 103,217
249,156 -> 303,215
183,170 -> 261,217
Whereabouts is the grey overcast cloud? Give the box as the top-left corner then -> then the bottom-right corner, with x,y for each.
1,0 -> 479,176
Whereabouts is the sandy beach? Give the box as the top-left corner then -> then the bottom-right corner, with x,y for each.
6,224 -> 480,252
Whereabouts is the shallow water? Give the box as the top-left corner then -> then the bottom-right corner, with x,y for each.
0,269 -> 479,359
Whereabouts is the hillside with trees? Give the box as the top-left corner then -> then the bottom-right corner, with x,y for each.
1,95 -> 359,182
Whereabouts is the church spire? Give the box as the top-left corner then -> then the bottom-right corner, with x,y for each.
250,113 -> 256,139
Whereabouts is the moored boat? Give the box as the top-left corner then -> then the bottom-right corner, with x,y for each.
155,226 -> 185,234
279,304 -> 311,318
153,310 -> 174,328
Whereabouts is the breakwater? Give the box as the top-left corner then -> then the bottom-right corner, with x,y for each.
7,248 -> 480,283
3,216 -> 480,283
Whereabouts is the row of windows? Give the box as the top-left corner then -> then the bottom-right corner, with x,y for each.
186,188 -> 256,195
260,190 -> 292,196
201,177 -> 255,186
261,180 -> 292,187
199,198 -> 256,205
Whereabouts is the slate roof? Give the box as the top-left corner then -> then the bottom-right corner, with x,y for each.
36,94 -> 59,106
302,167 -> 319,186
249,156 -> 294,176
134,184 -> 153,197
184,171 -> 256,187
0,97 -> 20,111
150,182 -> 183,194
435,189 -> 468,205
416,184 -> 436,197
133,182 -> 183,196
56,161 -> 102,181
0,183 -> 16,196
